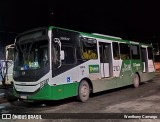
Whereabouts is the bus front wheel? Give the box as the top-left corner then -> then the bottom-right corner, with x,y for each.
133,73 -> 140,88
77,80 -> 90,102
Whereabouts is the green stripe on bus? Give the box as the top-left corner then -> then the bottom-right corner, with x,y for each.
14,82 -> 79,100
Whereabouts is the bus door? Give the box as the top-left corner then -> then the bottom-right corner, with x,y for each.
141,47 -> 148,72
99,42 -> 112,78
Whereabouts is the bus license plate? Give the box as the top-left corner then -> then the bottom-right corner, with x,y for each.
20,95 -> 27,99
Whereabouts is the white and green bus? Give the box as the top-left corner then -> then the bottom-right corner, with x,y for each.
13,26 -> 155,102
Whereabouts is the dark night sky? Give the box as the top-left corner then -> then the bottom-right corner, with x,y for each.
0,1 -> 160,58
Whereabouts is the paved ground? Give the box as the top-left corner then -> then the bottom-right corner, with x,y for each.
0,85 -> 14,104
1,73 -> 160,122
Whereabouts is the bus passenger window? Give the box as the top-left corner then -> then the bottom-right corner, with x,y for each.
82,49 -> 97,59
120,43 -> 130,60
131,45 -> 140,59
52,44 -> 60,68
112,42 -> 120,60
80,37 -> 98,60
147,47 -> 153,59
61,46 -> 76,64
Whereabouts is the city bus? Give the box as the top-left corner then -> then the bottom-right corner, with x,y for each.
13,26 -> 155,102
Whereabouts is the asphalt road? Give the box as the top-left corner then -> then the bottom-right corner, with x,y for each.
1,73 -> 160,122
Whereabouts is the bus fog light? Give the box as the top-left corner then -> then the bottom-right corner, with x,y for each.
40,79 -> 49,88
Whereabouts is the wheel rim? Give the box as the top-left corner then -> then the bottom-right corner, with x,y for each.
81,84 -> 89,97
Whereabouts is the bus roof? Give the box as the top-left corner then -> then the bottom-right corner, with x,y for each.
48,26 -> 152,47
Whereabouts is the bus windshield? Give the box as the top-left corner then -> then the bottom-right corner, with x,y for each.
15,39 -> 49,70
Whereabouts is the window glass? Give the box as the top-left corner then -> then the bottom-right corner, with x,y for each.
131,45 -> 140,59
112,42 -> 120,60
120,43 -> 130,60
147,47 -> 153,59
140,47 -> 146,62
80,37 -> 98,59
15,39 -> 49,70
61,46 -> 76,64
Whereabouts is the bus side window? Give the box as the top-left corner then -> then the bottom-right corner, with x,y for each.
80,37 -> 98,60
120,43 -> 130,60
131,45 -> 140,59
82,49 -> 97,59
147,47 -> 153,60
52,43 -> 60,68
61,46 -> 76,64
112,42 -> 120,60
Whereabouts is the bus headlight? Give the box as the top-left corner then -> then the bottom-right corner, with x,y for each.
40,79 -> 49,88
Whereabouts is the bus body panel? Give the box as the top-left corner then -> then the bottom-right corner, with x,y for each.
14,82 -> 79,100
142,72 -> 155,82
91,78 -> 117,93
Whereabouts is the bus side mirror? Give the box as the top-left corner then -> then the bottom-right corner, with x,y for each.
60,50 -> 64,60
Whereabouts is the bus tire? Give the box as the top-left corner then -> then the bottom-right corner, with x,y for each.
133,73 -> 140,88
77,80 -> 90,102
